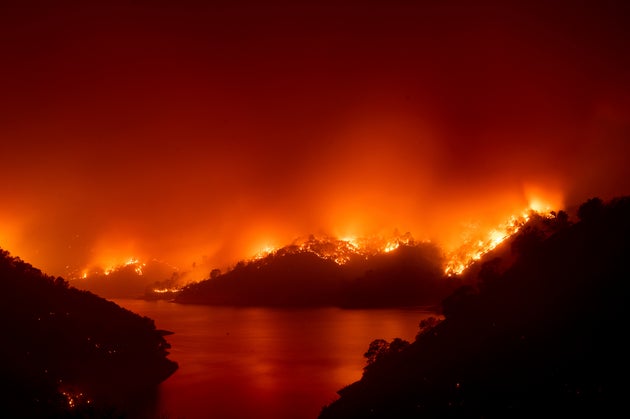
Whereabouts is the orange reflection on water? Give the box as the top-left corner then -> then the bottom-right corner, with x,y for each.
114,299 -> 435,419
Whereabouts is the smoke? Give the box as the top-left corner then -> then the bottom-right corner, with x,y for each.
1,0 -> 629,280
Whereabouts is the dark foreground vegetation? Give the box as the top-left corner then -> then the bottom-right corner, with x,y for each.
319,196 -> 630,418
0,250 -> 178,418
175,239 -> 460,308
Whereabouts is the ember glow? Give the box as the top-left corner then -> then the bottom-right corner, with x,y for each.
249,233 -> 416,267
59,386 -> 91,409
442,190 -> 567,275
228,200 -> 546,279
79,258 -> 146,280
1,1 -> 629,286
444,211 -> 531,276
152,288 -> 181,294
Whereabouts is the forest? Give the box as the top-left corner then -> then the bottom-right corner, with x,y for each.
175,237 -> 459,308
0,250 -> 178,418
319,196 -> 630,418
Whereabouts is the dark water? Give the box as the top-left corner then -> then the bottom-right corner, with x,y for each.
114,299 -> 436,419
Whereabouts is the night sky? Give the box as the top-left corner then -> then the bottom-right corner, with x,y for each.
1,0 -> 629,278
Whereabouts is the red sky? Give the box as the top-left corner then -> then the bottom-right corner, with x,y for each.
1,0 -> 629,278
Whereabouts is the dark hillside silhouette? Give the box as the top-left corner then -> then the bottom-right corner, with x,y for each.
0,250 -> 178,418
175,240 -> 457,308
176,251 -> 345,306
455,209 -> 572,285
339,243 -> 451,308
319,196 -> 630,418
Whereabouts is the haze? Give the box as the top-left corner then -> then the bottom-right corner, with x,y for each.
1,0 -> 629,279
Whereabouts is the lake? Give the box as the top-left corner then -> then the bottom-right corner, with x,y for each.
113,299 -> 437,419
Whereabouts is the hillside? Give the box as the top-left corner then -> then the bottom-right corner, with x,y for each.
319,196 -> 630,418
0,250 -> 178,418
174,238 -> 459,308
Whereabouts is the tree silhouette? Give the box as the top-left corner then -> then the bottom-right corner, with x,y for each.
363,338 -> 410,370
416,316 -> 440,339
321,195 -> 630,419
364,339 -> 389,367
441,285 -> 477,319
510,224 -> 545,256
0,248 -> 178,417
477,257 -> 502,290
577,197 -> 604,221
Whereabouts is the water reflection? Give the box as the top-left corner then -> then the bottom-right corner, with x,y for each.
114,299 -> 436,419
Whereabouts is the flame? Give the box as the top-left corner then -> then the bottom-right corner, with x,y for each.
441,195 -> 565,277
524,185 -> 563,214
152,288 -> 181,294
59,386 -> 91,409
528,199 -> 551,213
383,242 -> 400,253
123,258 -> 146,275
70,190 -> 562,281
253,245 -> 277,260
321,191 -> 561,275
77,257 -> 147,279
444,212 -> 529,276
243,232 -> 416,267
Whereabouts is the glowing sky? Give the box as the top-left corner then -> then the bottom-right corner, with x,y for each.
1,0 -> 629,278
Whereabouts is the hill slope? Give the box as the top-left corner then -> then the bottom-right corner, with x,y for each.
175,239 -> 457,308
319,196 -> 630,418
0,249 -> 178,418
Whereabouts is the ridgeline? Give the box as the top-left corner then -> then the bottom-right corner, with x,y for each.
175,239 -> 459,308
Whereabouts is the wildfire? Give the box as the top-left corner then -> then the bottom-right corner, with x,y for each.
244,208 -> 546,277
439,190 -> 563,276
383,242 -> 400,253
249,232 -> 416,266
443,210 -> 534,276
77,257 -> 147,279
152,288 -> 181,294
59,386 -> 90,409
124,258 -> 146,275
72,193 -> 562,283
253,246 -> 276,260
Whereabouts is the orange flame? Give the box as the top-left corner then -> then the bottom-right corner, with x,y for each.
78,257 -> 146,279
444,211 -> 531,276
248,233 -> 417,267
443,189 -> 562,276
